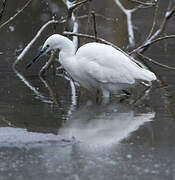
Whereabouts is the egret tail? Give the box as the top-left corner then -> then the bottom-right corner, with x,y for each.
138,68 -> 156,82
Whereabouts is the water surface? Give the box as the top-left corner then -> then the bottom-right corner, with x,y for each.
0,0 -> 175,179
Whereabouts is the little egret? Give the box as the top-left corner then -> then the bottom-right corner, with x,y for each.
26,34 -> 156,97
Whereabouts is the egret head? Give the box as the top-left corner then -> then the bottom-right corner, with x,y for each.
42,35 -> 58,53
26,35 -> 58,69
26,34 -> 75,69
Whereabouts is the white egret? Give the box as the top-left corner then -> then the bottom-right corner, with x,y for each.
26,34 -> 156,97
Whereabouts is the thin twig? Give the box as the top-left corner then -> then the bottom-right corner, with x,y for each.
139,35 -> 175,49
114,0 -> 136,47
0,0 -> 7,21
78,13 -> 118,23
69,0 -> 88,12
128,0 -> 156,7
86,0 -> 92,34
63,31 -> 123,51
63,31 -> 144,67
91,11 -> 98,41
0,0 -> 32,29
64,0 -> 79,50
145,0 -> 159,42
65,0 -> 88,27
158,0 -> 175,34
39,50 -> 58,76
137,52 -> 175,70
130,0 -> 175,55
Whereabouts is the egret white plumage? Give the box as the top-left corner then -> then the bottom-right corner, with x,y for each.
26,34 -> 156,97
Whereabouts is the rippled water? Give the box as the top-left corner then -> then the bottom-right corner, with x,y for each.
0,0 -> 175,179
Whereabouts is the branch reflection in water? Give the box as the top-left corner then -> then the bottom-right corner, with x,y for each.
13,66 -> 77,120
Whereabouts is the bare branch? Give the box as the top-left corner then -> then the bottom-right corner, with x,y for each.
63,31 -> 123,51
65,0 -> 88,23
138,35 -> 175,50
69,0 -> 89,12
114,0 -> 136,47
86,0 -> 92,34
137,52 -> 175,70
0,0 -> 32,30
91,11 -> 98,41
128,0 -> 156,7
15,19 -> 60,65
39,50 -> 58,76
145,0 -> 159,42
78,13 -> 118,23
130,0 -> 175,55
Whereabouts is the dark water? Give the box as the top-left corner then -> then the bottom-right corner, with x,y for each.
0,0 -> 175,179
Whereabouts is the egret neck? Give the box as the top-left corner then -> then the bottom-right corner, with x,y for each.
48,35 -> 78,78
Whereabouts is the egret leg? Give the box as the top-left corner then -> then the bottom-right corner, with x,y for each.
122,89 -> 131,96
102,89 -> 110,98
96,89 -> 102,104
101,89 -> 110,104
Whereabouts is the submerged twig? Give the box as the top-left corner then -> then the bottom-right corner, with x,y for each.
0,0 -> 32,29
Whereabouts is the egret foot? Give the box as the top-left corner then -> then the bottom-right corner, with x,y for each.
122,89 -> 131,96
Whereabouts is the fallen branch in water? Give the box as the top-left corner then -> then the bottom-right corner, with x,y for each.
0,0 -> 32,30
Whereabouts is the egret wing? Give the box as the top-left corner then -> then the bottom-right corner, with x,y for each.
76,43 -> 139,84
84,60 -> 136,85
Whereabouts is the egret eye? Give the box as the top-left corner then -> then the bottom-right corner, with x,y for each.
46,44 -> 50,48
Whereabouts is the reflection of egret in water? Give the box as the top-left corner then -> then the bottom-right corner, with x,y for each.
0,100 -> 155,147
59,102 -> 155,147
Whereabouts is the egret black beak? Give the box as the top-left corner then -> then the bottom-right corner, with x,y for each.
26,46 -> 48,69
